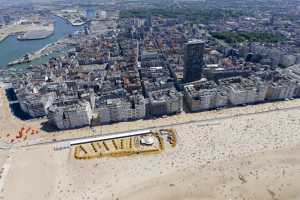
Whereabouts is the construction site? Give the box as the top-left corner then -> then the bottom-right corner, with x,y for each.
73,129 -> 177,160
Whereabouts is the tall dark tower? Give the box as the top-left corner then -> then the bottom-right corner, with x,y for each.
183,40 -> 205,83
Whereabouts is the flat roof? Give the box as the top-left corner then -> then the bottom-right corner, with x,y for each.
187,39 -> 205,45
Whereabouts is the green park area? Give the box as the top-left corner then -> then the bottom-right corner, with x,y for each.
211,31 -> 286,44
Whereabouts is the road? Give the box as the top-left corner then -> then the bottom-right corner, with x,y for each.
13,104 -> 300,149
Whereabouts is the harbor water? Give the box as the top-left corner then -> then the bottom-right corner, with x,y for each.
0,15 -> 82,68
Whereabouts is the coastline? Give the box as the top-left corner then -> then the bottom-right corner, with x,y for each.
0,34 -> 10,43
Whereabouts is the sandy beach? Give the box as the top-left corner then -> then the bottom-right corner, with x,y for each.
0,93 -> 299,199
